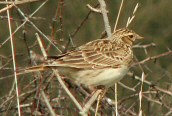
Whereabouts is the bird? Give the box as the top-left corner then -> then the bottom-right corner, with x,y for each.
21,28 -> 143,89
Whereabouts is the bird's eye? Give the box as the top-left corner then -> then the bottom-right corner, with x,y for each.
129,35 -> 134,38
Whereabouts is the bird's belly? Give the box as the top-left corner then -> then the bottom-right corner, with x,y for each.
75,66 -> 129,87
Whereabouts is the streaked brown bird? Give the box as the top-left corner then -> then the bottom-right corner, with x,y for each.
22,28 -> 143,88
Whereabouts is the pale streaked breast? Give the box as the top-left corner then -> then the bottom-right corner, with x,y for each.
74,65 -> 129,88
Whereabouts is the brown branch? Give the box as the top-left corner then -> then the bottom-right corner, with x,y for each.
133,50 -> 172,66
128,72 -> 172,96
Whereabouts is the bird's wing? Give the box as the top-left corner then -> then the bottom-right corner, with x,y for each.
47,39 -> 129,69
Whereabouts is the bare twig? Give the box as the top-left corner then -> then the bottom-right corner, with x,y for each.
0,0 -> 40,5
128,72 -> 172,96
13,3 -> 62,53
133,50 -> 172,66
98,0 -> 111,39
53,70 -> 83,113
6,0 -> 21,115
36,34 -> 83,114
71,4 -> 99,38
0,4 -> 13,14
41,90 -> 56,116
35,33 -> 47,59
139,72 -> 144,116
165,110 -> 172,116
80,89 -> 102,115
132,43 -> 156,49
133,43 -> 156,55
114,0 -> 124,31
0,0 -> 40,14
118,82 -> 136,92
115,83 -> 118,116
86,4 -> 102,13
0,0 -> 48,48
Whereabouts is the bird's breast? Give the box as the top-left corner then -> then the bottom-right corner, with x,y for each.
74,65 -> 129,88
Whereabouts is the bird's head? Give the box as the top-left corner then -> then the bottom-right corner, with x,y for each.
112,28 -> 143,46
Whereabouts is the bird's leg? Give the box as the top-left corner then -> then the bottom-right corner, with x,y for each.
95,88 -> 107,115
80,89 -> 102,115
80,87 -> 107,115
82,87 -> 97,104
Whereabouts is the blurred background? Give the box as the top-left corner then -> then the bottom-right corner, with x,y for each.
0,0 -> 172,115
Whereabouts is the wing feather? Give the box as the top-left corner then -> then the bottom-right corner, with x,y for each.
47,39 -> 129,69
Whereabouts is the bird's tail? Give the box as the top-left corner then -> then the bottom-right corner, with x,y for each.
17,65 -> 51,75
3,55 -> 64,79
2,65 -> 51,79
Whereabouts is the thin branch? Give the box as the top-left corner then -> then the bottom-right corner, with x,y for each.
0,0 -> 40,14
35,33 -> 47,59
114,0 -> 124,32
53,70 -> 83,112
0,0 -> 48,48
80,89 -> 102,115
13,3 -> 62,53
139,72 -> 144,116
6,0 -> 21,115
41,90 -> 56,116
0,4 -> 13,14
36,34 -> 83,113
98,0 -> 111,39
115,83 -> 118,116
128,72 -> 172,96
0,0 -> 40,5
133,50 -> 172,66
71,4 -> 99,38
132,43 -> 156,49
86,4 -> 106,14
118,82 -> 136,92
113,1 -> 125,114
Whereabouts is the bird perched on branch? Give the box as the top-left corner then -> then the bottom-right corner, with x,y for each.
20,28 -> 143,88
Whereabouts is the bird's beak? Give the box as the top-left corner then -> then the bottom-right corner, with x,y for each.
137,35 -> 144,39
